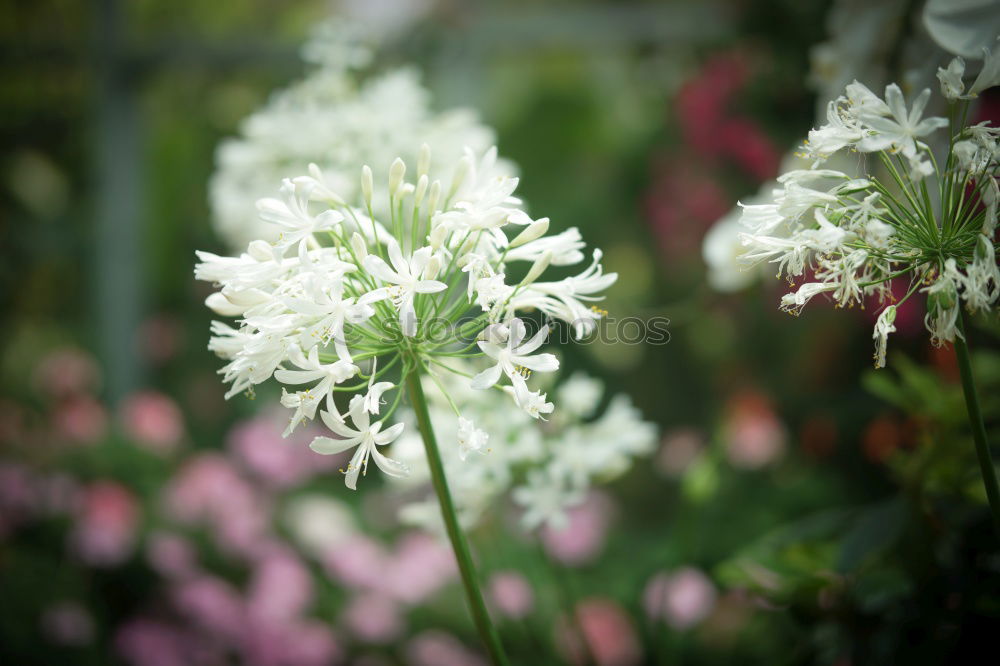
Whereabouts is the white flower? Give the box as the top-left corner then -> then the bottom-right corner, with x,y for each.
512,467 -> 584,531
361,239 -> 447,336
873,306 -> 897,369
856,84 -> 948,158
275,346 -> 360,433
471,318 -> 559,392
309,395 -> 408,489
456,417 -> 489,461
969,39 -> 1000,97
509,375 -> 555,420
923,260 -> 963,346
257,179 -> 344,250
938,56 -> 967,100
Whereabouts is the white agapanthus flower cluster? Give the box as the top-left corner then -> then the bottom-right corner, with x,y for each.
390,365 -> 657,531
210,21 -> 500,250
196,145 -> 617,489
738,43 -> 1000,368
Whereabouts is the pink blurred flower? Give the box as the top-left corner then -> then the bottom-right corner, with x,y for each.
541,491 -> 614,566
120,391 -> 184,454
41,600 -> 94,646
723,392 -> 786,470
557,598 -> 641,666
33,347 -> 101,399
489,571 -> 534,619
139,314 -> 184,365
644,567 -> 717,630
55,396 -> 109,444
241,620 -> 340,666
146,531 -> 198,580
343,593 -> 405,644
164,454 -> 271,557
228,410 -> 337,488
383,531 -> 456,604
116,619 -> 206,666
247,548 -> 314,622
323,534 -> 391,590
405,631 -> 487,666
656,428 -> 705,477
172,576 -> 245,641
71,481 -> 138,566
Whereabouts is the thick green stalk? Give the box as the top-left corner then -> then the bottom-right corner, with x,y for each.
405,371 -> 510,666
954,311 -> 1000,536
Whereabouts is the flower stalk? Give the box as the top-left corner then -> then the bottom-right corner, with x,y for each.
954,311 -> 1000,536
405,370 -> 509,666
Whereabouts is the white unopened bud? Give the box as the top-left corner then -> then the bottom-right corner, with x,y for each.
350,232 -> 368,260
389,158 -> 406,198
448,155 -> 471,199
458,236 -> 476,257
429,223 -> 448,250
206,292 -> 244,316
510,218 -> 550,248
361,165 -> 373,209
414,174 -> 428,207
417,143 -> 431,178
425,255 -> 441,280
427,180 -> 441,214
521,250 -> 552,286
247,240 -> 273,261
308,163 -> 344,205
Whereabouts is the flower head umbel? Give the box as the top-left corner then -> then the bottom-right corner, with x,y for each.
738,48 -> 1000,368
197,146 -> 615,488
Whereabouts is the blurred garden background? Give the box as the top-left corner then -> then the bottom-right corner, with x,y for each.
3,0 -> 1000,664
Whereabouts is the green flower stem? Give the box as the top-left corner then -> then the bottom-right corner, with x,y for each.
954,310 -> 1000,536
405,370 -> 510,666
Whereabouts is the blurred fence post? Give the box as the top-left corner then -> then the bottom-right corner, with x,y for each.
93,0 -> 143,404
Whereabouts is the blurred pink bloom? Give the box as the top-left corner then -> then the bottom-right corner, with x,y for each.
656,428 -> 705,477
115,619 -> 198,666
489,571 -> 534,619
719,118 -> 780,181
55,396 -> 109,444
541,491 -> 613,566
139,314 -> 184,365
557,598 -> 641,666
383,531 -> 456,604
41,600 -> 94,646
241,619 -> 341,666
172,576 -> 245,641
228,410 -> 337,488
71,481 -> 138,566
247,548 -> 314,622
723,392 -> 786,470
644,567 -> 718,630
343,593 -> 405,644
33,347 -> 101,399
120,391 -> 184,454
323,534 -> 391,590
164,454 -> 270,557
405,631 -> 487,666
146,531 -> 198,580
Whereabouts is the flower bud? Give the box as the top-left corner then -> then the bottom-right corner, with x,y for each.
448,155 -> 471,200
414,174 -> 428,207
247,240 -> 273,261
427,180 -> 441,214
361,165 -> 373,209
417,143 -> 431,178
509,218 -> 550,248
389,158 -> 406,198
425,255 -> 441,280
521,250 -> 552,286
350,232 -> 368,260
429,223 -> 448,250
